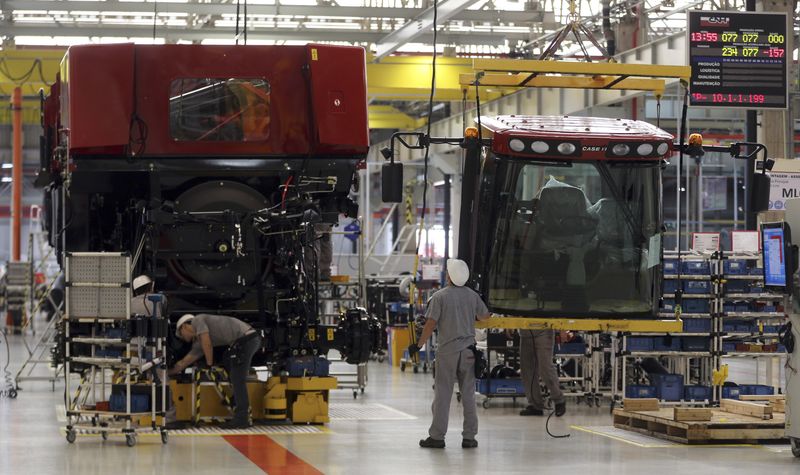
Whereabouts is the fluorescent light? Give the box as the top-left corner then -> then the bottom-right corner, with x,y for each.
1,177 -> 13,183
1,164 -> 12,169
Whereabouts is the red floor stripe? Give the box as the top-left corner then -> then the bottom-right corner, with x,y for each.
223,435 -> 323,475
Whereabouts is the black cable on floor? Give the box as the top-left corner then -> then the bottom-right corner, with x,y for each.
545,409 -> 570,438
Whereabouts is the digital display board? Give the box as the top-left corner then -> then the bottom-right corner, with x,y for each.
688,11 -> 788,109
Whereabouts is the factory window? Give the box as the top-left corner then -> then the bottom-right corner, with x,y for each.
169,78 -> 271,142
485,160 -> 661,317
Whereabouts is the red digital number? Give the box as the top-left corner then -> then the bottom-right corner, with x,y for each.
766,48 -> 785,58
707,32 -> 718,41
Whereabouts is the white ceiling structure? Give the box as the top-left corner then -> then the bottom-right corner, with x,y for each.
0,0 -> 729,57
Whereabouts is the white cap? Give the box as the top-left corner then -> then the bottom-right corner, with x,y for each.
447,259 -> 470,286
133,275 -> 153,292
176,314 -> 195,336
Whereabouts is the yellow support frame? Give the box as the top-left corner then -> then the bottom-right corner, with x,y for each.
462,59 -> 692,98
476,316 -> 684,333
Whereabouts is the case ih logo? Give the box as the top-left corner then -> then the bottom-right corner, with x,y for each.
700,16 -> 730,27
582,146 -> 606,152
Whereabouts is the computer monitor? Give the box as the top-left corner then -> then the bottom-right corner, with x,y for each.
761,222 -> 793,290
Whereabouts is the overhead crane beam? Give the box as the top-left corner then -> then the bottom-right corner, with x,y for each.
462,59 -> 692,98
368,105 -> 427,130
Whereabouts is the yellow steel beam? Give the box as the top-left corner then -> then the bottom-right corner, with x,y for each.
366,55 -> 507,102
469,59 -> 692,81
460,73 -> 667,96
476,316 -> 684,333
368,105 -> 427,130
0,48 -> 63,96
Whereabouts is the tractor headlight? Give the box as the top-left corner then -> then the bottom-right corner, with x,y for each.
557,142 -> 576,155
509,139 -> 525,152
611,143 -> 630,156
636,143 -> 654,156
531,141 -> 549,154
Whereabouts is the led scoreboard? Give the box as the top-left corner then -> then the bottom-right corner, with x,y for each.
688,11 -> 788,109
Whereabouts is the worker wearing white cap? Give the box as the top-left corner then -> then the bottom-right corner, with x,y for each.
130,275 -> 162,317
410,258 -> 491,449
168,313 -> 261,429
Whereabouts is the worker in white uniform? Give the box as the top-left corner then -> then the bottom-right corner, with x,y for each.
409,259 -> 491,449
130,275 -> 177,425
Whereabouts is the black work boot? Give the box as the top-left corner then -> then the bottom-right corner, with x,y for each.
519,406 -> 544,416
419,437 -> 445,448
555,401 -> 567,417
462,439 -> 478,448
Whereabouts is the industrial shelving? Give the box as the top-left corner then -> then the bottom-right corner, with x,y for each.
616,252 -> 717,407
63,253 -> 168,447
717,251 -> 788,396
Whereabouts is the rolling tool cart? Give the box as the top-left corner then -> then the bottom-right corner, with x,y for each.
475,330 -> 523,408
63,253 -> 168,447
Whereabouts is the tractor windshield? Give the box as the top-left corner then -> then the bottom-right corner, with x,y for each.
485,158 -> 662,317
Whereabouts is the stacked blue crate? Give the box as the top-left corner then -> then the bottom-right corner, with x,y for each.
652,374 -> 684,401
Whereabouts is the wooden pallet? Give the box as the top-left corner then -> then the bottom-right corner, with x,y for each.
613,407 -> 786,444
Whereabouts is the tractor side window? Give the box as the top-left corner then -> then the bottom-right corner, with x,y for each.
169,78 -> 271,142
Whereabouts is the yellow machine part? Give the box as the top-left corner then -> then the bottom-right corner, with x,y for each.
285,376 -> 338,391
264,377 -> 288,420
288,391 -> 329,424
171,380 -> 269,421
171,376 -> 337,423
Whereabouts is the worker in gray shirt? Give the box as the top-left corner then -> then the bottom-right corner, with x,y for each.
409,259 -> 491,449
519,329 -> 566,417
168,313 -> 262,428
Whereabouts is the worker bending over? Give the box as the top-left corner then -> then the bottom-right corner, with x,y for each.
519,329 -> 566,417
169,313 -> 262,428
409,259 -> 491,449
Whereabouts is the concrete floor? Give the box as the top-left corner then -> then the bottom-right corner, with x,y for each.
1,331 -> 798,475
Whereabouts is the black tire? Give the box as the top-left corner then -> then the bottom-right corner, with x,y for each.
400,363 -> 406,372
8,388 -> 17,399
791,438 -> 800,458
101,431 -> 108,441
353,391 -> 358,400
161,431 -> 168,445
126,435 -> 136,447
423,363 -> 428,373
482,399 -> 490,409
66,430 -> 76,444
413,366 -> 419,374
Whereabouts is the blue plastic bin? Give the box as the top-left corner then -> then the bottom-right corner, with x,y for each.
627,337 -> 654,352
684,281 -> 711,294
653,336 -> 681,352
683,300 -> 710,313
110,393 -> 150,412
684,385 -> 712,401
681,336 -> 710,351
724,281 -> 749,293
722,321 -> 738,332
722,386 -> 741,399
738,384 -> 775,396
663,280 -> 679,294
555,342 -> 586,355
724,260 -> 748,275
759,305 -> 777,313
682,261 -> 710,275
723,303 -> 736,313
476,379 -> 525,395
683,318 -> 711,332
722,342 -> 738,353
735,303 -> 751,312
663,259 -> 679,274
749,266 -> 763,275
626,385 -> 657,398
763,325 -> 780,334
653,374 -> 684,401
749,285 -> 765,294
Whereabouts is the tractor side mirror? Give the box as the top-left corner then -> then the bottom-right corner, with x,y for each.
381,162 -> 403,203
